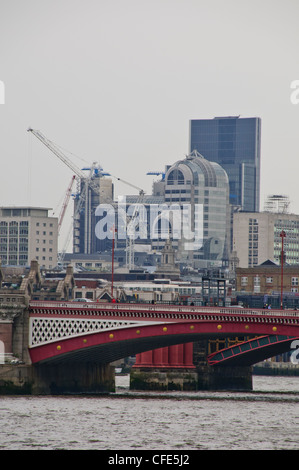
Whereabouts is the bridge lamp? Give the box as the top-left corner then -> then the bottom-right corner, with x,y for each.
111,225 -> 117,299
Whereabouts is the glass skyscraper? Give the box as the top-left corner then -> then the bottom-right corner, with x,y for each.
189,116 -> 261,212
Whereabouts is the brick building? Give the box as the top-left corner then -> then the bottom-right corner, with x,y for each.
236,260 -> 299,307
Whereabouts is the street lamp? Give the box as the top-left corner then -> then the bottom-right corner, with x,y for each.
280,230 -> 286,309
111,225 -> 117,299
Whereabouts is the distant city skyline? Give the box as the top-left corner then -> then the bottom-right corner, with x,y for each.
0,1 -> 298,252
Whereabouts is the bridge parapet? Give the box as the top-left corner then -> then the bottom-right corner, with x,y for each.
29,300 -> 299,319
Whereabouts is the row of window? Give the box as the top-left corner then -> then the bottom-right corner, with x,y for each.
0,254 -> 28,265
36,231 -> 54,236
36,222 -> 54,227
0,246 -> 28,253
241,276 -> 299,285
36,248 -> 54,253
0,229 -> 29,235
0,221 -> 29,226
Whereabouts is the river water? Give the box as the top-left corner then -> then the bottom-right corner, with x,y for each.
0,375 -> 298,451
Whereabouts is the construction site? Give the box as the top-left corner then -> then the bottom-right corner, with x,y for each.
26,128 -> 160,275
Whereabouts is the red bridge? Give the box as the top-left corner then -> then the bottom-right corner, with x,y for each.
29,301 -> 299,366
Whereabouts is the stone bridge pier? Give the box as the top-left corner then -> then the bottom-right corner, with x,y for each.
0,296 -> 114,395
130,340 -> 252,392
192,340 -> 253,391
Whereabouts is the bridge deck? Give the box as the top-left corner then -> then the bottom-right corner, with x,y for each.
29,300 -> 299,320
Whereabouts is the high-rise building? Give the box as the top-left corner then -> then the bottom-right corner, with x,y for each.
0,207 -> 58,269
189,116 -> 261,212
151,150 -> 230,269
73,173 -> 114,254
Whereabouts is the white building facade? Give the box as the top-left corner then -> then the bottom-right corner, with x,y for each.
0,207 -> 58,269
233,211 -> 299,268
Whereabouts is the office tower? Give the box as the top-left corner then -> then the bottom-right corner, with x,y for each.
151,150 -> 230,269
189,116 -> 261,212
73,174 -> 114,254
0,207 -> 58,269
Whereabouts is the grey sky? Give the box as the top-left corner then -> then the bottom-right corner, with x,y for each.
0,0 -> 299,250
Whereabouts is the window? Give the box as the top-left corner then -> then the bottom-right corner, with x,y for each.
241,277 -> 248,286
167,169 -> 185,185
292,277 -> 298,286
266,277 -> 273,284
254,275 -> 260,293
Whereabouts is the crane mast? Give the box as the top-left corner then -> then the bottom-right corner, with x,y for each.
58,175 -> 76,234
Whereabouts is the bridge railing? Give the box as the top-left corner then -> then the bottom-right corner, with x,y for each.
29,300 -> 299,319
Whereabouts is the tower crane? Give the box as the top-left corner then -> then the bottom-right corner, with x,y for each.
27,128 -> 102,263
27,128 -> 102,191
59,165 -> 95,263
27,128 -> 146,270
58,175 -> 76,235
146,170 -> 165,180
111,175 -> 145,196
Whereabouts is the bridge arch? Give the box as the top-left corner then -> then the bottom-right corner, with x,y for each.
207,335 -> 299,367
28,301 -> 299,365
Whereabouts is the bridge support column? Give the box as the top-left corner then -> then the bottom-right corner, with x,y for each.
193,340 -> 253,391
32,362 -> 115,395
196,365 -> 253,391
131,341 -> 253,391
131,343 -> 197,391
0,362 -> 115,395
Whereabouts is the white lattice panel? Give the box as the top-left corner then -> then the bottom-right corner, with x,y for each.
29,317 -> 142,347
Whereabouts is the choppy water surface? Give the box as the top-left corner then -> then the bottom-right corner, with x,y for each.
0,375 -> 298,450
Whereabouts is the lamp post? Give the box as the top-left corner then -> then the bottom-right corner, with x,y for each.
280,230 -> 286,309
111,225 -> 117,299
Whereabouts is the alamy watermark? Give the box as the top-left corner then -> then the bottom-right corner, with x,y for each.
290,339 -> 299,364
290,80 -> 299,105
0,80 -> 5,104
94,197 -> 204,251
0,340 -> 4,364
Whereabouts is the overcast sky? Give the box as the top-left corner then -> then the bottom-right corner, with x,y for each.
0,0 -> 299,250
